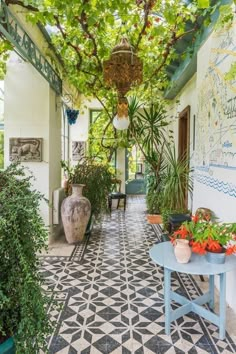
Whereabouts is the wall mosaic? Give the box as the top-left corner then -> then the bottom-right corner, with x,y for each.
196,23 -> 236,171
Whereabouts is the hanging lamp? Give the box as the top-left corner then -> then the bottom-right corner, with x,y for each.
113,96 -> 130,130
103,38 -> 143,130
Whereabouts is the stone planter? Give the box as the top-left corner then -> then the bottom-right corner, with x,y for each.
61,184 -> 91,244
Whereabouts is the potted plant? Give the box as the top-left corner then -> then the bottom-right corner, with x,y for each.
128,97 -> 170,223
61,158 -> 114,220
0,164 -> 53,353
171,214 -> 236,263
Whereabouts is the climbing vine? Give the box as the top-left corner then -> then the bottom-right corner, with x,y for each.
1,0 -> 231,160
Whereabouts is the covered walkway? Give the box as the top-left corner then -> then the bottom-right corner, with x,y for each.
40,198 -> 236,354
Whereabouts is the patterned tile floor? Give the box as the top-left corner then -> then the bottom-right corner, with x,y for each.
40,197 -> 236,354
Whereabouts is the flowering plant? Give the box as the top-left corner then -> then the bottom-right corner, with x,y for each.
170,214 -> 236,255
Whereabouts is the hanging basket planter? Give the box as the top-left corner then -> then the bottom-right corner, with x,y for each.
66,109 -> 79,125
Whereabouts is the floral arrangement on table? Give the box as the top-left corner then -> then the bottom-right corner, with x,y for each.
171,214 -> 236,256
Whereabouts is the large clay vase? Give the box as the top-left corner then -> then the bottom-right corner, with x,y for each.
61,184 -> 91,244
174,239 -> 192,264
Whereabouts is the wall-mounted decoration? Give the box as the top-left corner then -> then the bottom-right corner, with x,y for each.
66,109 -> 79,125
72,141 -> 86,162
9,138 -> 43,162
196,24 -> 236,170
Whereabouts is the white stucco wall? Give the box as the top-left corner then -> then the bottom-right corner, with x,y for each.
0,81 -> 4,122
70,97 -> 101,165
169,21 -> 236,312
4,54 -> 61,241
168,74 -> 197,211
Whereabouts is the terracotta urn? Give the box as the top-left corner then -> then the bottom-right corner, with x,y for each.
174,239 -> 192,264
61,184 -> 91,244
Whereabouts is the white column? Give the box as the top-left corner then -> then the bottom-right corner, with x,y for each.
4,54 -> 61,242
116,148 -> 126,193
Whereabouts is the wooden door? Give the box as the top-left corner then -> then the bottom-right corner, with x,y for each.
178,106 -> 190,208
178,106 -> 190,159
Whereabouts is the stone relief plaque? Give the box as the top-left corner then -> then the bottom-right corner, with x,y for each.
72,141 -> 86,162
9,138 -> 43,162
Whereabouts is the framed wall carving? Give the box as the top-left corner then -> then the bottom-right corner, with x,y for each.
9,138 -> 43,162
72,141 -> 86,162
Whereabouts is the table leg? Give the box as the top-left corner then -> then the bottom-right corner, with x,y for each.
164,268 -> 171,335
219,273 -> 226,340
209,275 -> 214,310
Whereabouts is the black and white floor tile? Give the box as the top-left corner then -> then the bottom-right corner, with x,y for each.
40,196 -> 236,354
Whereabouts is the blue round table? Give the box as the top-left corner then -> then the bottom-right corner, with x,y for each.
149,242 -> 236,340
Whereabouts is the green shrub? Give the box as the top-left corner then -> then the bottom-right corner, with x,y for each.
0,164 -> 52,353
161,207 -> 190,231
62,159 -> 114,219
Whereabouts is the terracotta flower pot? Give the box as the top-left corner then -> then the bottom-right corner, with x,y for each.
146,214 -> 162,224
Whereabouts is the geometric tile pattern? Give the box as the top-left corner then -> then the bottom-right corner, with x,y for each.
40,197 -> 236,353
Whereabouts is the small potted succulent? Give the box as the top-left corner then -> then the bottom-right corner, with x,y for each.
171,214 -> 236,264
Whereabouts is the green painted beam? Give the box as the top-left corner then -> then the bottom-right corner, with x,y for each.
0,2 -> 62,95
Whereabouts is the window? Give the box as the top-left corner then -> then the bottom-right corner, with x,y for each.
61,105 -> 70,163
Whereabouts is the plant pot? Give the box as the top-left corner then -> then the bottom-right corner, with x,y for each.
174,239 -> 192,264
146,214 -> 162,224
0,337 -> 15,354
161,232 -> 170,242
61,184 -> 91,244
205,249 -> 226,264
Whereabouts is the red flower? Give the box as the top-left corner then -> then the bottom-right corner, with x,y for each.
173,225 -> 189,239
170,236 -> 176,245
225,245 -> 236,255
191,241 -> 207,255
207,239 -> 222,252
191,214 -> 199,223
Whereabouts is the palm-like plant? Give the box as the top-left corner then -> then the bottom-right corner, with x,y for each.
128,97 -> 169,181
128,97 -> 171,213
162,144 -> 193,211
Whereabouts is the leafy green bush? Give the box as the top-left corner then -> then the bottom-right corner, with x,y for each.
146,191 -> 160,214
62,159 -> 114,219
0,164 -> 52,353
161,207 -> 190,231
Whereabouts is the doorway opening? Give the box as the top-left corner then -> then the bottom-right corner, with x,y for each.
178,105 -> 190,208
125,145 -> 146,194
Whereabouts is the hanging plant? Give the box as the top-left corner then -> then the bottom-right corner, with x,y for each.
66,108 -> 79,125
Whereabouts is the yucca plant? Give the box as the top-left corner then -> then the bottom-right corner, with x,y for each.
161,144 -> 193,211
129,97 -> 170,183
